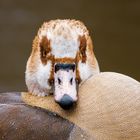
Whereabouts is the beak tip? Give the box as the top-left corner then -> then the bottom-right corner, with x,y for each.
56,94 -> 75,110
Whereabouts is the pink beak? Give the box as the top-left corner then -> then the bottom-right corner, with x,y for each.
54,63 -> 78,109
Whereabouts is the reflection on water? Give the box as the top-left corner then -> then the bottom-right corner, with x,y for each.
0,0 -> 140,92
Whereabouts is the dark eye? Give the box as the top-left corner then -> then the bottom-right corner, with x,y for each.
70,78 -> 73,85
58,78 -> 61,85
43,50 -> 47,57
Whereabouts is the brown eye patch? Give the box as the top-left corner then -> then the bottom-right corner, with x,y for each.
79,35 -> 87,63
40,36 -> 51,64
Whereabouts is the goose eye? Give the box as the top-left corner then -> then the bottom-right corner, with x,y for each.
43,50 -> 47,57
42,50 -> 47,57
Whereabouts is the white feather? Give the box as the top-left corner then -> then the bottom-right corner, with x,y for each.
37,61 -> 52,90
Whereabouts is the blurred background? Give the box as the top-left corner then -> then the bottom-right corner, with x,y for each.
0,0 -> 139,92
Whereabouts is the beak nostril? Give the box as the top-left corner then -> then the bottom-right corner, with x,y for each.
57,94 -> 74,110
58,78 -> 61,85
70,78 -> 73,85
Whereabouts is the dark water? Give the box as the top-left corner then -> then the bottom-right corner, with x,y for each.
0,0 -> 140,92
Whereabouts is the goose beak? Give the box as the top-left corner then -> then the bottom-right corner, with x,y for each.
54,63 -> 78,109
